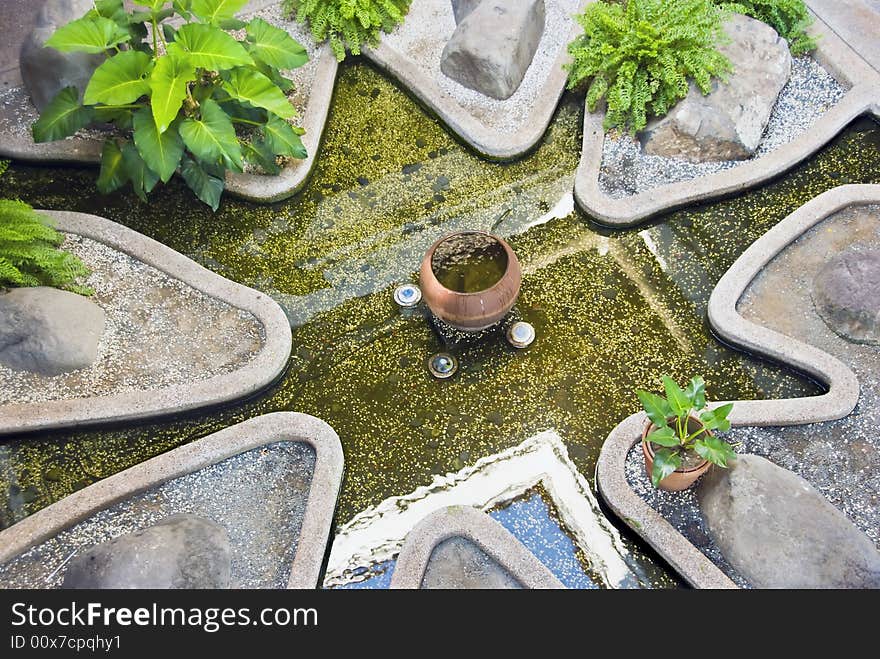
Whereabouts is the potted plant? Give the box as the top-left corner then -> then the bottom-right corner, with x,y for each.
636,375 -> 736,490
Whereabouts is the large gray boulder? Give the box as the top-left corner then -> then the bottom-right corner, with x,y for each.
0,286 -> 105,376
440,0 -> 546,100
812,246 -> 880,345
20,0 -> 105,111
450,0 -> 483,24
638,14 -> 791,162
62,515 -> 231,589
699,455 -> 880,588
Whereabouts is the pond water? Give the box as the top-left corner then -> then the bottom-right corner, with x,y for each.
1,60 -> 879,587
431,232 -> 508,293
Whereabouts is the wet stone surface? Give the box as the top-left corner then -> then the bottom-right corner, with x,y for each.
0,442 -> 315,589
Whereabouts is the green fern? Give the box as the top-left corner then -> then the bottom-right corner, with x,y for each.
566,0 -> 733,134
0,199 -> 92,294
717,0 -> 817,54
283,0 -> 411,61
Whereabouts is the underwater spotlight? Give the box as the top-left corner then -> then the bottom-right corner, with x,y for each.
428,353 -> 458,379
394,283 -> 422,308
506,321 -> 536,348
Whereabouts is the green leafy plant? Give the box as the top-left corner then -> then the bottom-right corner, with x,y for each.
0,199 -> 92,294
32,0 -> 309,210
716,0 -> 816,54
636,375 -> 736,488
565,0 -> 733,133
283,0 -> 411,61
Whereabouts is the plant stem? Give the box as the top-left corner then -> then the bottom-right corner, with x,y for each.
152,17 -> 159,55
230,117 -> 262,127
96,104 -> 146,110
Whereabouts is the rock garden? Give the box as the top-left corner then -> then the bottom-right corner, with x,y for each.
0,0 -> 878,591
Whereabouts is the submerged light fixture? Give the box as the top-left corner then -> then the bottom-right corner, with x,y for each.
427,353 -> 458,379
393,283 -> 422,308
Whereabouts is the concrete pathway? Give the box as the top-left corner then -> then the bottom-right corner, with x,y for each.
808,0 -> 880,74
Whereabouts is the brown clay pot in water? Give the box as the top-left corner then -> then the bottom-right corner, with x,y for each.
641,416 -> 712,491
420,231 -> 522,331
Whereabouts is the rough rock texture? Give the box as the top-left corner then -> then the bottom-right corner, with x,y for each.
0,286 -> 105,376
61,514 -> 231,589
699,455 -> 880,588
440,0 -> 546,100
19,0 -> 105,111
421,536 -> 523,589
451,0 -> 483,23
638,14 -> 792,162
812,246 -> 880,345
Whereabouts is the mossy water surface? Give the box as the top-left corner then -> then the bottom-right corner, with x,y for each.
2,60 -> 879,586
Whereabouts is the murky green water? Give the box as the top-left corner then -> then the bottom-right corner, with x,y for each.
1,59 -> 879,586
432,232 -> 508,293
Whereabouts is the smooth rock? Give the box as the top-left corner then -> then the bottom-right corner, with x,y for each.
440,0 -> 545,100
0,287 -> 105,376
62,515 -> 231,589
699,455 -> 880,588
20,0 -> 105,111
638,14 -> 791,162
451,0 -> 483,24
422,536 -> 522,589
812,246 -> 880,345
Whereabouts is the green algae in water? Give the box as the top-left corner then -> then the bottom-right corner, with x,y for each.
431,232 -> 508,293
1,59 -> 879,588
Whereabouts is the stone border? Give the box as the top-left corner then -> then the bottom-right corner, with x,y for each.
0,0 -> 338,204
389,505 -> 564,589
596,185 -> 878,588
0,412 -> 345,589
573,10 -> 880,227
0,210 -> 292,435
362,0 -> 588,160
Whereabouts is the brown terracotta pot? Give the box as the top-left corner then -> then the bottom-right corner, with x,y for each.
641,416 -> 712,491
419,231 -> 522,331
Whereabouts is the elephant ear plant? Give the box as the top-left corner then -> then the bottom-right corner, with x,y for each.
636,376 -> 736,488
32,0 -> 309,210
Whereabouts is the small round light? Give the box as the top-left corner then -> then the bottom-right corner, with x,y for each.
428,353 -> 458,379
507,321 -> 536,348
394,283 -> 422,307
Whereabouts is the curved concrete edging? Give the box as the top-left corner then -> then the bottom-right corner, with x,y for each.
574,11 -> 880,227
0,210 -> 292,435
0,412 -> 345,589
362,0 -> 588,160
389,505 -> 564,589
596,185 -> 878,588
0,0 -> 338,204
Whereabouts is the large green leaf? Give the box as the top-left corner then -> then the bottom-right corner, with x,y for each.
662,375 -> 692,417
246,18 -> 308,70
84,50 -> 153,106
223,67 -> 295,119
650,448 -> 681,488
699,403 -> 734,433
96,140 -> 128,193
180,156 -> 224,210
179,99 -> 243,171
32,88 -> 95,142
122,142 -> 160,201
149,46 -> 196,133
191,0 -> 248,25
132,108 -> 184,182
693,436 -> 737,468
684,375 -> 706,410
242,139 -> 280,175
262,115 -> 307,159
134,0 -> 169,10
645,426 -> 679,448
175,23 -> 253,71
636,389 -> 671,428
90,0 -> 128,25
45,16 -> 129,54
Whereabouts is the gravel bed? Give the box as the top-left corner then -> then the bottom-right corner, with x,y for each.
599,57 -> 847,198
0,441 -> 316,589
0,234 -> 264,405
380,0 -> 580,136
